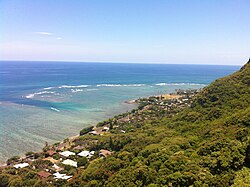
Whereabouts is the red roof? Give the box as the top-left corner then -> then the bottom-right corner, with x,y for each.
47,150 -> 57,156
37,171 -> 52,178
99,149 -> 112,157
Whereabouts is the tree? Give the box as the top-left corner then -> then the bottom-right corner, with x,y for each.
0,174 -> 10,187
7,156 -> 20,165
77,157 -> 88,167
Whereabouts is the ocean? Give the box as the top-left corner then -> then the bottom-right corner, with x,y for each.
0,61 -> 240,162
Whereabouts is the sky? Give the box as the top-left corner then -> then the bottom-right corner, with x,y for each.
0,0 -> 249,65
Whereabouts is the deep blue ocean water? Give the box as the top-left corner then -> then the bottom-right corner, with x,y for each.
0,61 -> 240,162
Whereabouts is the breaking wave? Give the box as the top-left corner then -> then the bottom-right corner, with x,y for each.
43,87 -> 54,90
50,107 -> 60,112
58,85 -> 89,89
96,84 -> 145,87
155,83 -> 207,86
25,91 -> 55,99
71,89 -> 84,93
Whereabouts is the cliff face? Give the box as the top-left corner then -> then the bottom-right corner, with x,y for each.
0,60 -> 250,187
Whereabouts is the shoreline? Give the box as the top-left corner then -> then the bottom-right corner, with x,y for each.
0,100 -> 138,165
0,89 -> 199,165
0,87 -> 203,185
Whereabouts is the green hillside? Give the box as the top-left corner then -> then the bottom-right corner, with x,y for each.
67,60 -> 250,187
0,60 -> 249,187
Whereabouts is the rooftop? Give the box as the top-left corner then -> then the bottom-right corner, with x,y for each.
60,151 -> 76,157
37,170 -> 52,178
13,163 -> 29,169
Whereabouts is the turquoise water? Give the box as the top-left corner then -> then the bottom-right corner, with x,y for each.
0,61 -> 240,162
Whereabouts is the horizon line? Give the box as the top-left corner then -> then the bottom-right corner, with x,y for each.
0,60 -> 242,66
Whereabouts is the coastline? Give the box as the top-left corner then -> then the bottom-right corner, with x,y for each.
0,88 -> 198,166
0,63 -> 237,164
0,101 -> 138,164
0,86 -> 204,166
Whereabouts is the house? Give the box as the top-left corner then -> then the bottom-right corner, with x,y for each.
62,159 -> 77,167
52,164 -> 63,172
0,163 -> 7,169
56,143 -> 67,151
78,150 -> 95,158
43,157 -> 59,164
73,145 -> 85,150
99,149 -> 112,157
13,163 -> 29,169
77,150 -> 90,157
53,172 -> 72,180
37,170 -> 52,179
59,151 -> 75,157
89,130 -> 100,135
47,150 -> 57,156
102,126 -> 109,132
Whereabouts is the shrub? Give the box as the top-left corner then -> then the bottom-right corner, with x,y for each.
77,157 -> 88,167
80,126 -> 94,136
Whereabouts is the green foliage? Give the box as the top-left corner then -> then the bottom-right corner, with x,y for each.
25,151 -> 34,157
33,180 -> 48,187
52,153 -> 60,160
182,111 -> 202,122
232,167 -> 250,186
52,179 -> 67,187
80,126 -> 94,136
32,159 -> 53,170
33,152 -> 43,159
106,165 -> 157,187
0,174 -> 10,187
6,156 -> 20,165
77,157 -> 88,167
7,176 -> 23,187
198,139 -> 245,174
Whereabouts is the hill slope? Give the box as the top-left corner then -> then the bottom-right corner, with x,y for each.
65,60 -> 249,186
0,60 -> 249,187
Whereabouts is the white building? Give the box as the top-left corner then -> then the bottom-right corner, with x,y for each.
78,150 -> 90,157
89,130 -> 99,135
62,159 -> 77,167
13,163 -> 29,169
60,151 -> 76,157
103,126 -> 109,131
78,150 -> 95,158
53,172 -> 72,180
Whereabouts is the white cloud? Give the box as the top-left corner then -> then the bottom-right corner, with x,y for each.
33,32 -> 62,40
34,32 -> 53,36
